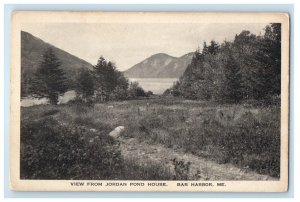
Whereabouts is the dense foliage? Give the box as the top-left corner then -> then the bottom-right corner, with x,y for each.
75,68 -> 95,103
75,56 -> 148,102
20,116 -> 122,179
20,105 -> 174,180
165,23 -> 281,104
93,57 -> 129,101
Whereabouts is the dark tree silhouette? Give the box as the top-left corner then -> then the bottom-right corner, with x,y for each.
31,48 -> 68,105
224,51 -> 243,103
165,23 -> 281,104
93,56 -> 129,101
75,68 -> 95,102
207,40 -> 219,55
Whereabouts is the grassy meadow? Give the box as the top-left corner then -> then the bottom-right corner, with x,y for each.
21,96 -> 280,180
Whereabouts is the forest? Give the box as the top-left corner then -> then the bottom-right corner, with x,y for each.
165,23 -> 281,105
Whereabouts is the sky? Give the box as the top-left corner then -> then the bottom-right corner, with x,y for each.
22,23 -> 268,71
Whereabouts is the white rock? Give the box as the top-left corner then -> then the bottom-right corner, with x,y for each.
109,126 -> 125,138
90,128 -> 97,132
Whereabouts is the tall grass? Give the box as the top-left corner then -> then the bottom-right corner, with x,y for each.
122,102 -> 280,177
21,97 -> 280,179
120,157 -> 173,180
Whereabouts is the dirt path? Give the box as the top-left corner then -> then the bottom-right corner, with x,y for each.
119,137 -> 278,181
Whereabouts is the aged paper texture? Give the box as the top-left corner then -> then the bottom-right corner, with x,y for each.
10,12 -> 289,192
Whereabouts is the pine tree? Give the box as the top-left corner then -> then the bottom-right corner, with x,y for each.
257,23 -> 281,97
165,24 -> 280,104
208,40 -> 219,55
31,48 -> 68,105
93,56 -> 109,101
202,41 -> 209,55
179,49 -> 211,100
93,56 -> 129,101
224,51 -> 243,103
75,68 -> 95,102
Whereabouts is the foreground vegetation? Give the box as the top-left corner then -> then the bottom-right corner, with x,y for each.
21,97 -> 280,179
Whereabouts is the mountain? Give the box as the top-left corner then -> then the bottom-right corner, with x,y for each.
123,52 -> 194,78
21,31 -> 94,96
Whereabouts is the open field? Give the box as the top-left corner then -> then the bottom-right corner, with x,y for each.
21,96 -> 280,180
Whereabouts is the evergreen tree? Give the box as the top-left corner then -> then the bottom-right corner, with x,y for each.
224,51 -> 243,103
21,71 -> 32,98
256,23 -> 281,97
233,30 -> 261,99
93,56 -> 129,101
75,68 -> 95,102
202,41 -> 209,55
31,48 -> 68,105
208,40 -> 219,55
166,23 -> 281,104
178,50 -> 212,100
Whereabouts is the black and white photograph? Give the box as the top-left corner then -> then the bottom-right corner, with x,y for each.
10,12 -> 289,192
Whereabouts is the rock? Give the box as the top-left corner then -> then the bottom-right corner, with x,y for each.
109,126 -> 125,138
90,128 -> 97,132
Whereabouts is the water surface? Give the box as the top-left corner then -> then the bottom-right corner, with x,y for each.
129,78 -> 178,94
21,78 -> 178,107
21,91 -> 76,107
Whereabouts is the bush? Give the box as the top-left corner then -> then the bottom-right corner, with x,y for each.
20,117 -> 122,179
128,81 -> 146,99
42,109 -> 60,117
109,86 -> 128,100
145,91 -> 154,97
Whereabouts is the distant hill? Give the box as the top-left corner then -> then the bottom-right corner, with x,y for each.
21,31 -> 94,96
123,52 -> 194,78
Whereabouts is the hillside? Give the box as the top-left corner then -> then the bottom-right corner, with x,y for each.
21,31 -> 94,97
123,52 -> 194,78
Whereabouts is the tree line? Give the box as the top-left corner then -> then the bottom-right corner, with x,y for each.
29,49 -> 151,105
164,23 -> 281,104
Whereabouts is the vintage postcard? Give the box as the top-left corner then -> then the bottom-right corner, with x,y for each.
10,12 -> 289,192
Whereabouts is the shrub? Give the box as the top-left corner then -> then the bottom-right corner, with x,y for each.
20,117 -> 122,179
109,86 -> 128,100
128,81 -> 146,99
145,91 -> 154,97
42,109 -> 60,117
172,158 -> 191,180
